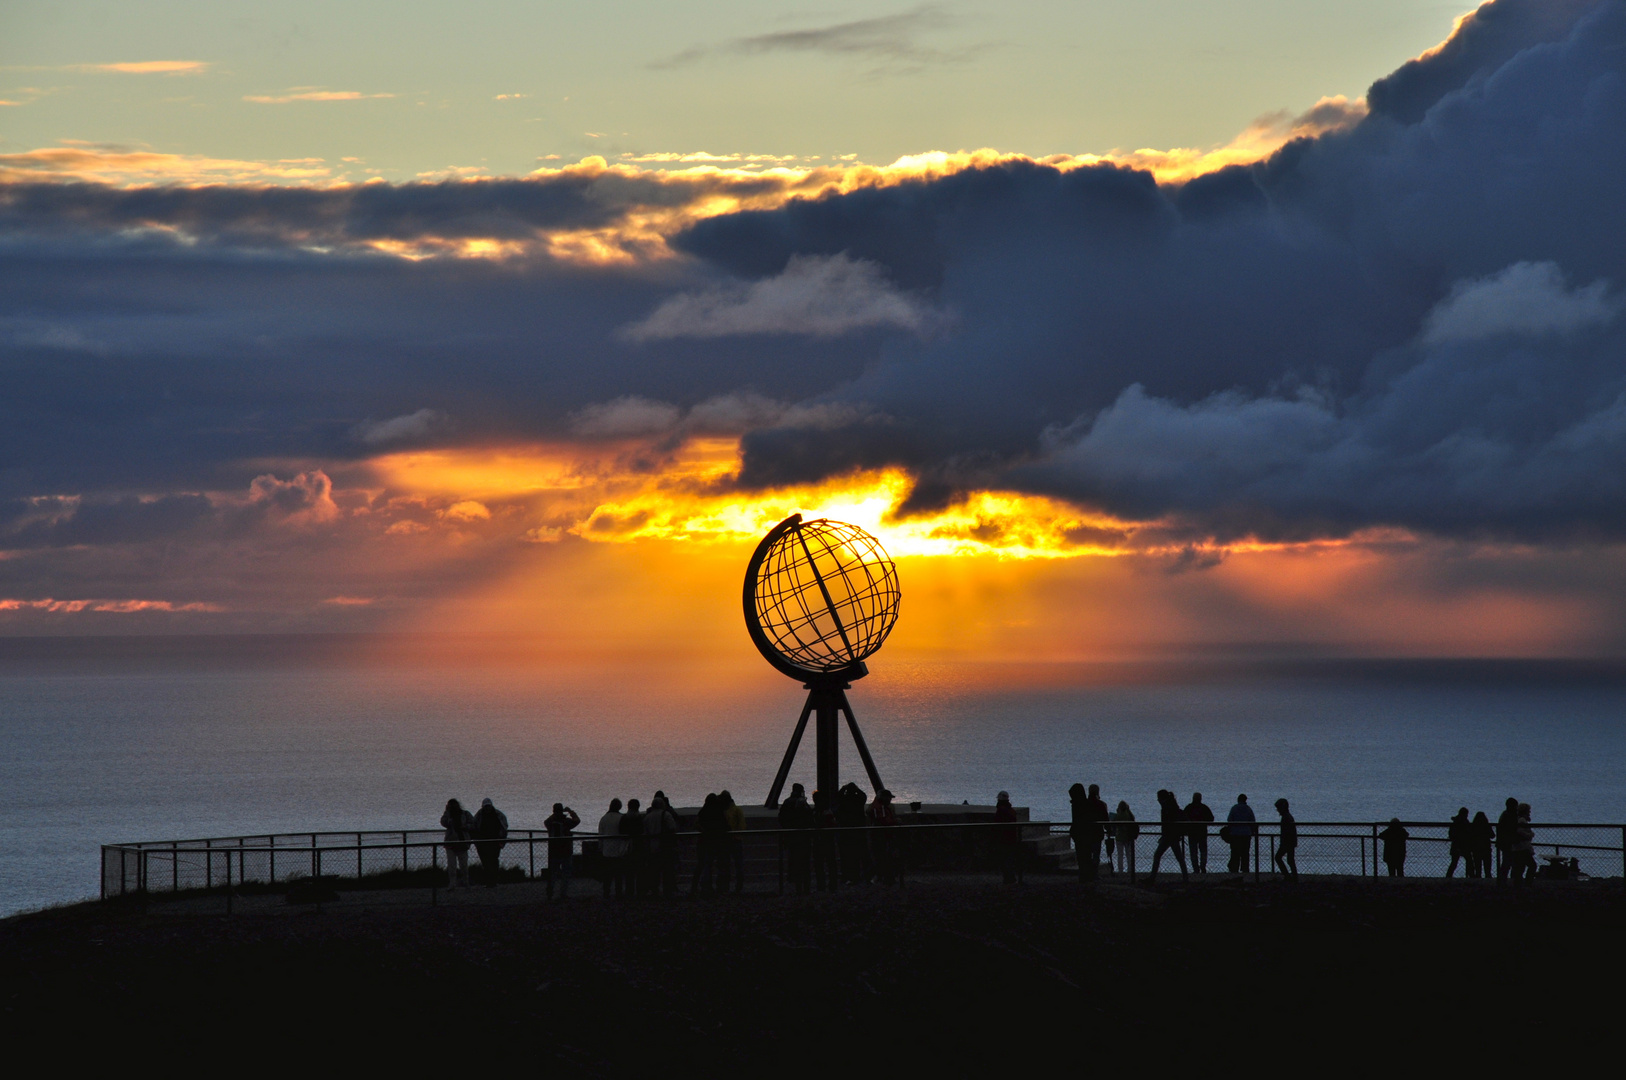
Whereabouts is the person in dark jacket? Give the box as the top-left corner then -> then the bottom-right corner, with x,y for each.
646,792 -> 680,898
1185,792 -> 1215,874
1446,807 -> 1471,878
1146,789 -> 1189,884
1495,797 -> 1520,882
690,793 -> 726,895
778,783 -> 814,895
994,791 -> 1023,884
440,798 -> 475,889
543,802 -> 581,900
836,782 -> 871,884
1468,810 -> 1494,878
1068,783 -> 1106,883
1272,798 -> 1297,881
473,797 -> 508,888
1379,817 -> 1408,877
619,798 -> 645,898
1222,794 -> 1256,876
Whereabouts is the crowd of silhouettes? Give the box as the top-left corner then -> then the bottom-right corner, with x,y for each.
436,787 -> 1556,896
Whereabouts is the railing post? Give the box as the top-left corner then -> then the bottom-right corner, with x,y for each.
310,833 -> 317,880
402,831 -> 408,873
206,839 -> 212,890
1371,823 -> 1379,878
357,832 -> 363,881
529,836 -> 535,880
1620,827 -> 1625,884
1252,831 -> 1259,883
269,837 -> 276,884
431,842 -> 439,906
225,847 -> 233,915
172,842 -> 179,891
777,835 -> 784,896
1360,835 -> 1366,878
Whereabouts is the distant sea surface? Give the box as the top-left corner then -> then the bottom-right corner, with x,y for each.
3,635 -> 1625,916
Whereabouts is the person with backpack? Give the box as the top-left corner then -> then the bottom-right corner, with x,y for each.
473,797 -> 508,888
645,791 -> 680,898
544,802 -> 581,900
1145,789 -> 1188,884
440,798 -> 475,889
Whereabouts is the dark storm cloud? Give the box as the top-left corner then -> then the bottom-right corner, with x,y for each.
0,164 -> 792,250
699,0 -> 1626,541
4,0 -> 1626,554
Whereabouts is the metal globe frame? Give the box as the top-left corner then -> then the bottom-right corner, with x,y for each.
743,514 -> 901,807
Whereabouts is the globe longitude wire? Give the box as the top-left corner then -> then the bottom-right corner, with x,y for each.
753,519 -> 901,672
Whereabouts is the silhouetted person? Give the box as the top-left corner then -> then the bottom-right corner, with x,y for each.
1446,807 -> 1471,878
836,782 -> 871,884
1496,797 -> 1520,882
691,793 -> 726,895
995,791 -> 1023,884
544,802 -> 581,900
1185,792 -> 1214,873
1146,789 -> 1189,883
1510,803 -> 1537,883
440,798 -> 474,889
1272,798 -> 1297,881
473,797 -> 508,887
812,789 -> 838,891
1223,794 -> 1255,876
619,798 -> 645,898
646,792 -> 680,897
778,783 -> 814,895
1468,810 -> 1494,878
1069,783 -> 1106,883
598,798 -> 627,898
721,790 -> 746,893
869,788 -> 899,886
1379,817 -> 1408,877
1112,801 -> 1138,879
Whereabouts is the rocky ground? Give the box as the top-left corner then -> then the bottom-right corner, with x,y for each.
3,873 -> 1620,1070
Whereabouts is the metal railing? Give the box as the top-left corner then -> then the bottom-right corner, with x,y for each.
100,819 -> 1626,906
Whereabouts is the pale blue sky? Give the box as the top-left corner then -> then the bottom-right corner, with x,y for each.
2,0 -> 1469,179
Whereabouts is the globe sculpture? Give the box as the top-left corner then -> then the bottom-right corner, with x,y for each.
744,514 -> 901,807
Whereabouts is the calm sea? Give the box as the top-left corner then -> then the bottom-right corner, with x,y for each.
3,636 -> 1624,916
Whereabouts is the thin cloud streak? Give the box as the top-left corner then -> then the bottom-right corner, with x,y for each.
653,4 -> 987,71
244,90 -> 395,104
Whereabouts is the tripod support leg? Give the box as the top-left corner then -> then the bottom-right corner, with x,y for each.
765,690 -> 816,808
838,691 -> 886,796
